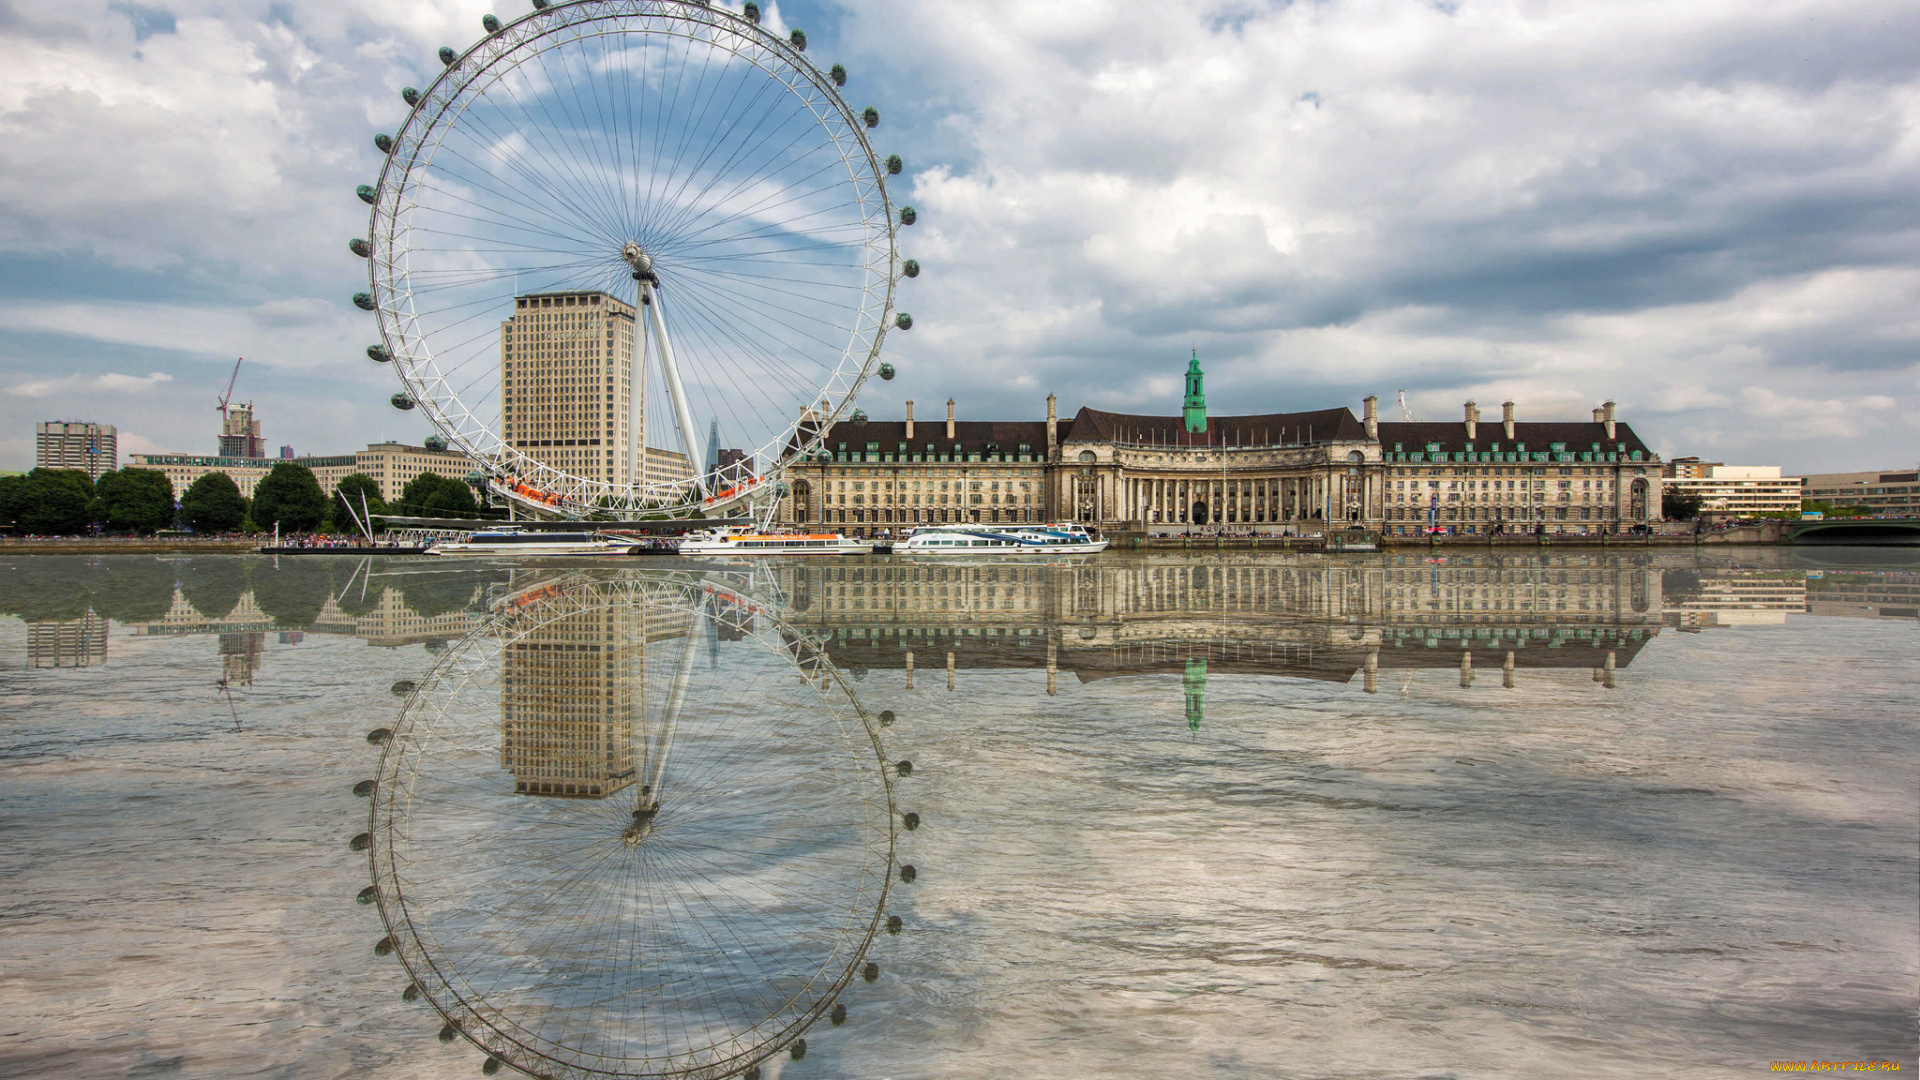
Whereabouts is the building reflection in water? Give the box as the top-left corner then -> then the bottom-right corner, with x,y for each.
27,613 -> 109,668
777,556 -> 1672,714
500,602 -> 640,800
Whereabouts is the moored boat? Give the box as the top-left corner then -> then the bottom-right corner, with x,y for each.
427,528 -> 639,557
896,522 -> 1109,556
678,526 -> 874,556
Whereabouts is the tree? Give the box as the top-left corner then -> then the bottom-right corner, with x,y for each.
90,468 -> 175,534
16,470 -> 93,534
399,472 -> 479,518
0,473 -> 26,529
181,472 -> 249,534
251,462 -> 328,532
330,474 -> 386,534
1661,489 -> 1705,520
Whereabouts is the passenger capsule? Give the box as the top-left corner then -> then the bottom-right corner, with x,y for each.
353,292 -> 376,311
354,779 -> 376,796
899,864 -> 916,883
902,258 -> 920,278
878,362 -> 895,381
830,1003 -> 847,1026
401,86 -> 420,106
356,185 -> 377,205
886,154 -> 903,175
439,46 -> 457,66
789,28 -> 806,50
863,961 -> 880,982
902,812 -> 920,831
350,832 -> 372,852
789,1039 -> 807,1061
482,14 -> 501,33
532,0 -> 550,8
744,1068 -> 760,1080
851,408 -> 868,427
894,312 -> 913,330
374,133 -> 393,154
356,885 -> 378,905
894,758 -> 911,776
862,106 -> 879,128
349,238 -> 371,258
829,63 -> 847,87
402,983 -> 420,1003
391,393 -> 416,411
367,727 -> 392,744
374,936 -> 393,956
482,1058 -> 502,1076
899,205 -> 917,226
438,1024 -> 458,1043
367,344 -> 391,363
879,709 -> 895,726
743,2 -> 760,22
887,914 -> 903,934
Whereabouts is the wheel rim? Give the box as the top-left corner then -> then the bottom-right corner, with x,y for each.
365,1 -> 898,518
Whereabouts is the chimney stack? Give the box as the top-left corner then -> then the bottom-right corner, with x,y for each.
1464,400 -> 1478,440
904,399 -> 915,440
1363,395 -> 1378,440
946,398 -> 956,440
1502,400 -> 1515,439
1602,400 -> 1616,440
1592,406 -> 1605,423
1046,394 -> 1058,455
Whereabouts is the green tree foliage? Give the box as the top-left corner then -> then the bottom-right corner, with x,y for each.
1661,489 -> 1705,520
330,474 -> 386,533
180,472 -> 249,534
90,468 -> 175,534
249,559 -> 340,628
0,473 -> 26,529
0,556 -> 176,623
398,472 -> 479,518
178,558 -> 249,620
400,570 -> 488,619
252,462 -> 328,532
16,469 -> 94,534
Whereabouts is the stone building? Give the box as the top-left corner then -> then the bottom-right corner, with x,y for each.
779,354 -> 1662,536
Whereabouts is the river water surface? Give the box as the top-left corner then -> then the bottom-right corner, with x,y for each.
1,550 -> 1914,1079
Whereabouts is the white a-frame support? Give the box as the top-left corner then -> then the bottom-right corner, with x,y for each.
640,281 -> 704,497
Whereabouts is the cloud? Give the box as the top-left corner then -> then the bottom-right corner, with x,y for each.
5,371 -> 173,398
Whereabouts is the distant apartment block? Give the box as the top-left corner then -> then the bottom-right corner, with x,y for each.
219,403 -> 266,458
1658,465 -> 1801,516
1800,469 -> 1919,514
35,421 -> 117,479
132,440 -> 473,501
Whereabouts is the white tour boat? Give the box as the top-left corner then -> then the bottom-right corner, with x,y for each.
896,522 -> 1110,556
677,526 -> 875,556
427,528 -> 639,557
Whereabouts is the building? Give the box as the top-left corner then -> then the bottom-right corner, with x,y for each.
35,421 -> 117,479
501,290 -> 643,486
499,602 -> 641,799
1659,465 -> 1802,517
779,354 -> 1663,537
28,614 -> 109,668
219,403 -> 265,458
132,440 -> 474,501
1799,469 -> 1919,515
1663,456 -> 1719,479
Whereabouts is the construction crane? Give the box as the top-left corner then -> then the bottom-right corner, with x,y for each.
1397,390 -> 1416,422
216,357 -> 243,421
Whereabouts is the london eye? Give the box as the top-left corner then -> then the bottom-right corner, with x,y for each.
350,1 -> 917,519
364,571 -> 898,1078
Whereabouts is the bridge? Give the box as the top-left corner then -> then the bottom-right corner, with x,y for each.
1788,517 -> 1920,544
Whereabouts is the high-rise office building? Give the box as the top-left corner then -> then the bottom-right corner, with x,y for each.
219,403 -> 265,458
501,291 -> 642,486
35,421 -> 117,479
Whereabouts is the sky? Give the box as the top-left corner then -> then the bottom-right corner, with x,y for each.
1,0 -> 1916,474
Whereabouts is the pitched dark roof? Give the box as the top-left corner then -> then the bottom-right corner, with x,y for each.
1064,406 -> 1368,447
1374,421 -> 1653,457
792,418 -> 1063,455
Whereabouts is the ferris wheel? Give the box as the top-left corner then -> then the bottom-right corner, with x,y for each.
350,0 -> 917,519
364,571 -> 899,1079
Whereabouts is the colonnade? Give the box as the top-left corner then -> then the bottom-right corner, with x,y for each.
1120,474 -> 1352,525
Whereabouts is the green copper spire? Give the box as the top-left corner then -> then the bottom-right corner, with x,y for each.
1183,657 -> 1206,731
1182,347 -> 1207,434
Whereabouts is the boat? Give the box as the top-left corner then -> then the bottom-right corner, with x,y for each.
895,522 -> 1110,556
677,526 -> 875,556
426,528 -> 641,557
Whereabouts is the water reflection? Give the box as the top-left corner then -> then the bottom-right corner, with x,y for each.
367,572 -> 895,1079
